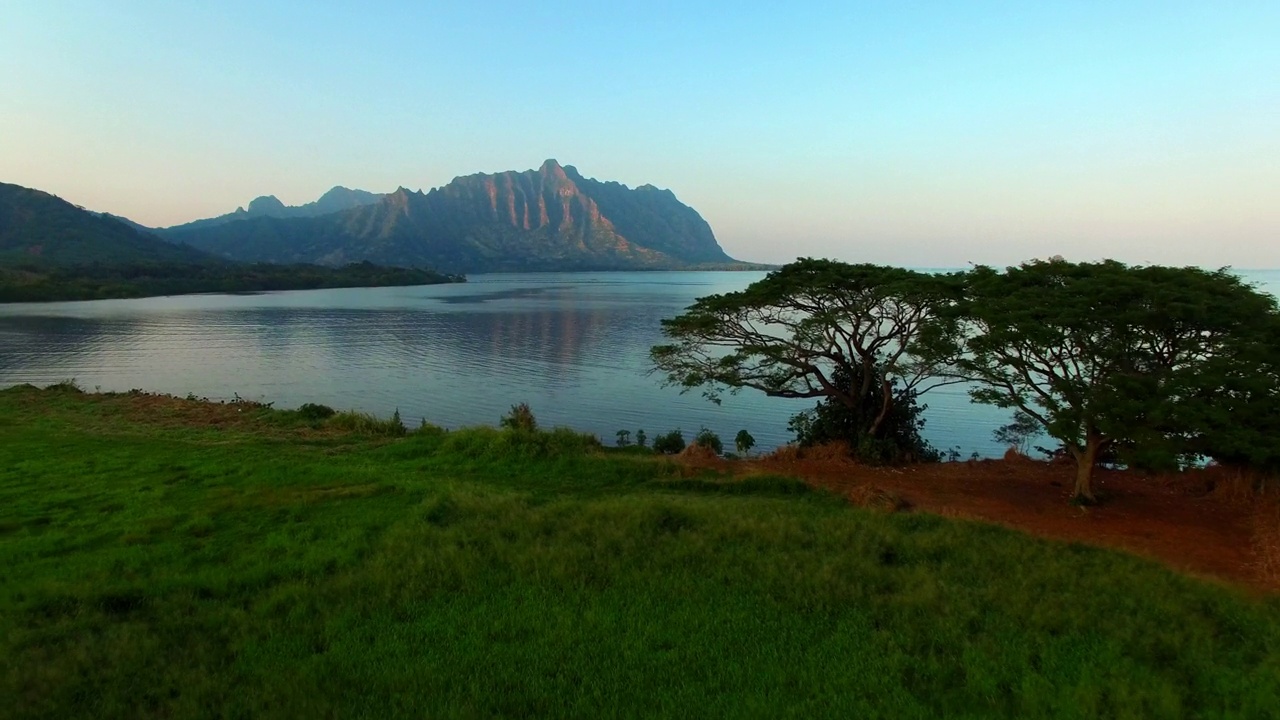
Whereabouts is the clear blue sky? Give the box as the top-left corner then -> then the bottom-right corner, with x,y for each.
2,1 -> 1277,266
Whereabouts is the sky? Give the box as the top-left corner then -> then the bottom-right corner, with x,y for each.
2,1 -> 1277,267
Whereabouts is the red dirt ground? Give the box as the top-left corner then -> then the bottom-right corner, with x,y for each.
685,449 -> 1278,593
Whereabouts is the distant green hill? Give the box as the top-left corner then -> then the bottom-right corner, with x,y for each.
163,161 -> 763,273
0,182 -> 212,267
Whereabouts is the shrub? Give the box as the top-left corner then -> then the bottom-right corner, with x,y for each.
653,429 -> 686,455
327,410 -> 407,437
500,402 -> 537,432
735,429 -> 756,456
46,378 -> 83,393
788,366 -> 938,464
636,429 -> 647,448
615,429 -> 631,447
297,402 -> 336,421
693,427 -> 723,455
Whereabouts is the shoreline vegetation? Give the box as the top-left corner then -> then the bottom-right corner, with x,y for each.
0,264 -> 782,305
0,261 -> 465,304
3,382 -> 1279,716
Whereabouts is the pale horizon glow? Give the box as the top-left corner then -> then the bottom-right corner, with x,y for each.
1,1 -> 1277,267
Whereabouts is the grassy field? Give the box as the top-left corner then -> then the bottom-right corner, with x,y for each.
2,384 -> 1279,718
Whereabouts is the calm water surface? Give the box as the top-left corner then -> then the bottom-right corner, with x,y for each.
3,270 -> 1277,455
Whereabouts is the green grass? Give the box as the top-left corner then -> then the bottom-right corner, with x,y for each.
2,385 -> 1279,718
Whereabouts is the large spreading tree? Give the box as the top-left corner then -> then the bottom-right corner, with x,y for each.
650,258 -> 960,459
929,259 -> 1280,503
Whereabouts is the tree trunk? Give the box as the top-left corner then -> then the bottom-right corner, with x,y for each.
868,379 -> 893,438
1068,433 -> 1102,504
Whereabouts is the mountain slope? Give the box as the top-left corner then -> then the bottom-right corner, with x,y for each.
166,161 -> 740,272
0,182 -> 211,267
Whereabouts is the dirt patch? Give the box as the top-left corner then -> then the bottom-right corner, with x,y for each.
703,453 -> 1276,592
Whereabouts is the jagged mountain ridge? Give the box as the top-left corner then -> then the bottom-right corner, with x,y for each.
164,161 -> 737,272
166,186 -> 385,233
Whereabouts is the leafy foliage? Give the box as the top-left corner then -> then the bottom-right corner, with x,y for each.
993,411 -> 1040,456
0,260 -> 462,303
787,365 -> 940,463
500,402 -> 538,432
734,429 -> 756,456
928,259 -> 1280,501
693,427 -> 723,455
297,403 -> 337,421
652,429 -> 686,455
651,258 -> 959,460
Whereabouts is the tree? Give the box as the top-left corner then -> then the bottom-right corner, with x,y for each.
786,364 -> 939,463
615,429 -> 632,447
931,259 -> 1280,503
992,411 -> 1040,457
734,430 -> 756,456
693,427 -> 723,454
650,259 -> 959,458
500,402 -> 537,432
653,429 -> 686,455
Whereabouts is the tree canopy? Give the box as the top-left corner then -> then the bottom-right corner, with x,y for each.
927,259 -> 1280,502
650,258 -> 959,456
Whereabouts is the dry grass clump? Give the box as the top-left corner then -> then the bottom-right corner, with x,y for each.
763,444 -> 801,462
803,441 -> 855,464
762,442 -> 855,465
678,443 -> 722,463
1002,447 -> 1037,463
847,483 -> 912,513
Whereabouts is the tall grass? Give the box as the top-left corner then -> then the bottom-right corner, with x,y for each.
2,384 -> 1279,718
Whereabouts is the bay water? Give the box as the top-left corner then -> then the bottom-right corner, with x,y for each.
3,270 -> 1276,455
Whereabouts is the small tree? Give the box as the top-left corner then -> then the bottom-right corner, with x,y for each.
993,411 -> 1039,456
653,429 -> 686,455
693,427 -> 723,455
734,429 -> 756,456
500,402 -> 537,432
636,429 -> 647,448
615,429 -> 632,447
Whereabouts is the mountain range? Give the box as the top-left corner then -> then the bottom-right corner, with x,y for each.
0,183 -> 460,302
166,186 -> 385,233
159,160 -> 744,273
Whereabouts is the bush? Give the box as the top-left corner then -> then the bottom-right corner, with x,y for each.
500,402 -> 537,432
46,378 -> 83,393
788,366 -> 938,464
693,427 -> 723,455
297,402 -> 336,421
735,429 -> 756,456
653,429 -> 686,455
